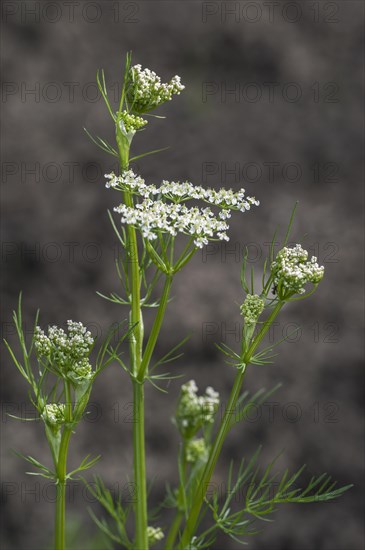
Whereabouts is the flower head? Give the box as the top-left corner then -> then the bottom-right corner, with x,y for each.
175,380 -> 219,438
114,199 -> 230,248
127,64 -> 185,113
42,403 -> 66,428
185,438 -> 208,464
67,358 -> 93,384
147,526 -> 164,546
34,321 -> 94,383
119,110 -> 147,133
240,294 -> 265,325
105,170 -> 149,193
271,244 -> 324,298
106,170 -> 259,249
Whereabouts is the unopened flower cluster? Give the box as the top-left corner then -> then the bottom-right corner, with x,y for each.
42,403 -> 66,428
147,526 -> 164,545
185,437 -> 208,464
106,170 -> 259,248
241,294 -> 265,325
271,244 -> 325,297
175,380 -> 219,439
127,64 -> 184,113
34,321 -> 94,383
119,110 -> 147,133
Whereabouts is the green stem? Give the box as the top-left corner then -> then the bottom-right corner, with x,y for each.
55,382 -> 73,550
55,480 -> 66,550
124,191 -> 143,377
173,238 -> 196,273
55,429 -> 72,550
178,301 -> 284,549
126,211 -> 148,548
165,510 -> 184,550
118,133 -> 143,377
133,379 -> 148,550
118,142 -> 148,547
137,275 -> 173,382
165,441 -> 187,549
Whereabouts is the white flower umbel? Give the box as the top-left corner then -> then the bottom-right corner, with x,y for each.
271,244 -> 325,298
175,380 -> 220,438
34,321 -> 94,382
105,170 -> 151,195
128,64 -> 185,113
114,199 -> 230,248
107,170 -> 259,248
106,171 -> 259,211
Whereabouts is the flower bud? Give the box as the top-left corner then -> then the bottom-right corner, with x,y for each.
240,294 -> 265,325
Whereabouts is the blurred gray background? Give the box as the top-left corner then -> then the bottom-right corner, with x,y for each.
1,1 -> 364,549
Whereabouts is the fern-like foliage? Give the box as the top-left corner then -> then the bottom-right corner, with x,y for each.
85,476 -> 133,550
193,448 -> 352,547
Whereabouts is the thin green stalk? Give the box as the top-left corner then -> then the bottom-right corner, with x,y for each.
137,275 -> 173,382
132,380 -> 148,550
55,481 -> 66,550
118,141 -> 148,547
55,429 -> 72,550
173,238 -> 196,273
177,370 -> 246,549
55,382 -> 73,550
123,189 -> 143,377
125,208 -> 148,548
178,301 -> 284,549
165,441 -> 187,549
165,511 -> 184,550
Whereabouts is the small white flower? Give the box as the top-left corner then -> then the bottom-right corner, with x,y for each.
206,386 -> 220,400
